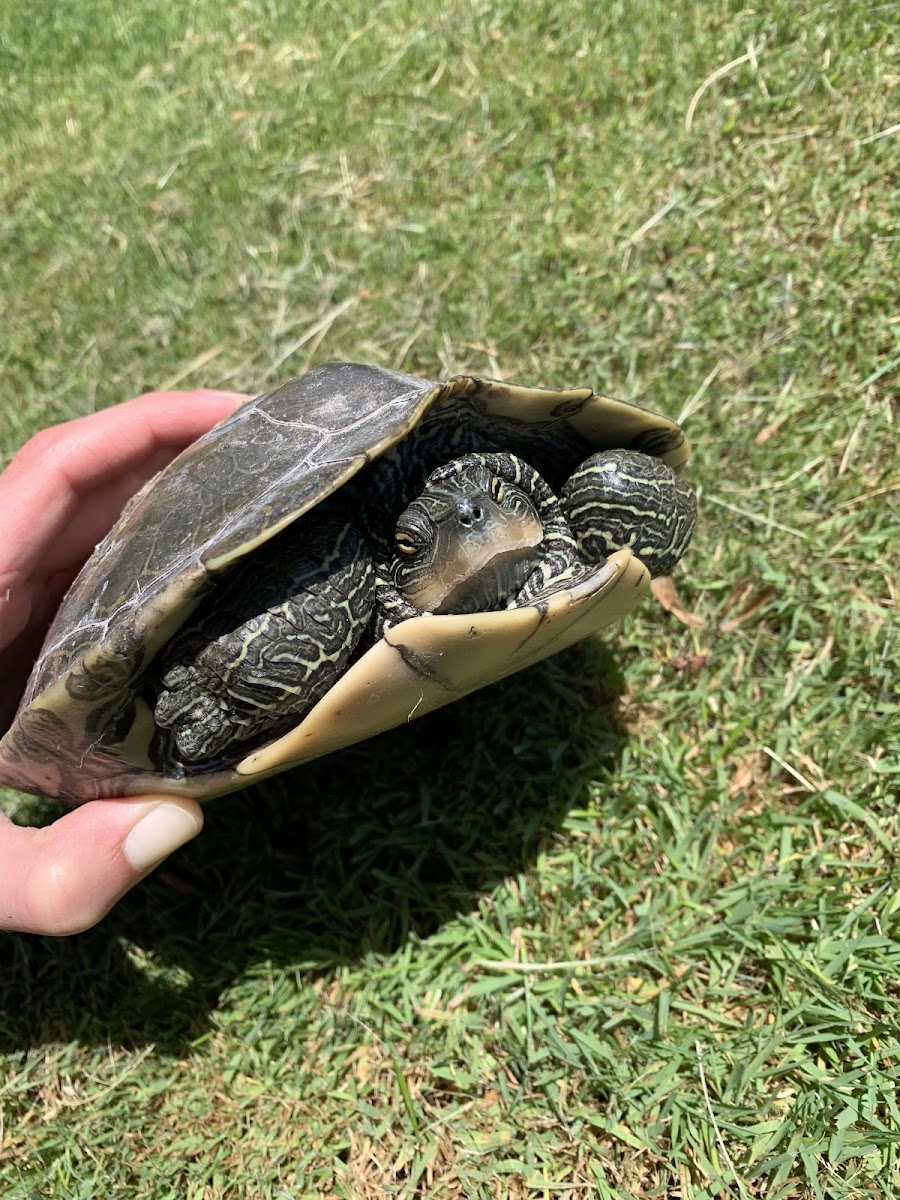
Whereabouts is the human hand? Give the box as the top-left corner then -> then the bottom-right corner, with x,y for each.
0,389 -> 248,934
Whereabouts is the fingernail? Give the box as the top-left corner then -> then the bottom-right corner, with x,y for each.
123,803 -> 203,872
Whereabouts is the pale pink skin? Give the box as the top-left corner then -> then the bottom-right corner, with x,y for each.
0,390 -> 248,934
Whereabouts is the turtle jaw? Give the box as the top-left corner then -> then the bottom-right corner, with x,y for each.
402,505 -> 545,615
430,537 -> 544,614
393,475 -> 546,615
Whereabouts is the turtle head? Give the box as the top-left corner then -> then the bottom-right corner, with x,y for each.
392,458 -> 544,615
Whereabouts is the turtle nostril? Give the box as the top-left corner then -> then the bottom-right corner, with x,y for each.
472,505 -> 483,522
456,498 -> 477,527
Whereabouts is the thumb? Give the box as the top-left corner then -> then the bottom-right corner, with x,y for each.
0,797 -> 204,935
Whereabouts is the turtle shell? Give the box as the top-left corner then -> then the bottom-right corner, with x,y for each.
0,362 -> 690,803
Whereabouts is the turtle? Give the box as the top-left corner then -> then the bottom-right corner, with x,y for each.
0,362 -> 696,804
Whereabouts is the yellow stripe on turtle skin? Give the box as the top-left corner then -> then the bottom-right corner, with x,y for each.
237,548 -> 647,779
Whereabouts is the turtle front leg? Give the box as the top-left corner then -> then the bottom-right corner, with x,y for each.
153,509 -> 374,766
560,449 -> 697,577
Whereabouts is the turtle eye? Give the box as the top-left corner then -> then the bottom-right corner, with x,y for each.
394,529 -> 419,557
489,476 -> 505,503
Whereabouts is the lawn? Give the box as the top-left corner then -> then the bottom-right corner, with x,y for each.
0,1 -> 897,1195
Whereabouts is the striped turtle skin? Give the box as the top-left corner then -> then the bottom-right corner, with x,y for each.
0,363 -> 696,803
561,449 -> 697,576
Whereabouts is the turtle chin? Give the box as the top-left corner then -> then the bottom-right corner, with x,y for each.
399,522 -> 545,614
430,545 -> 542,615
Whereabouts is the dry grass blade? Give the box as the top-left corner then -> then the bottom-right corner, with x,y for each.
651,575 -> 707,627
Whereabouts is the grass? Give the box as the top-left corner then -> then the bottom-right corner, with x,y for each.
0,0 -> 898,1195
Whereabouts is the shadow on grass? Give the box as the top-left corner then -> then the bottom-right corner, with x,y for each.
0,640 -> 630,1053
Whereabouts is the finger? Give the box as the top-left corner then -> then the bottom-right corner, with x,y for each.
0,797 -> 204,936
1,390 -> 249,582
